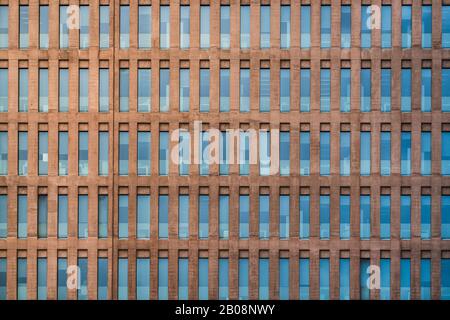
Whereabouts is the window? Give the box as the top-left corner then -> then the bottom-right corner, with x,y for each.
37,258 -> 47,300
98,258 -> 108,300
158,258 -> 168,300
443,132 -> 450,175
280,195 -> 290,239
139,6 -> 152,49
421,195 -> 431,240
200,131 -> 209,175
259,258 -> 269,300
38,131 -> 48,176
77,258 -> 88,300
220,131 -> 229,175
120,6 -> 130,48
98,131 -> 108,176
259,131 -> 270,176
239,258 -> 249,300
401,195 -> 411,239
180,6 -> 190,49
178,68 -> 190,112
320,195 -> 330,239
422,68 -> 431,112
421,131 -> 431,175
280,6 -> 290,49
320,68 -> 330,112
259,195 -> 269,239
178,258 -> 188,299
360,69 -> 371,112
79,69 -> 89,112
200,68 -> 210,112
178,195 -> 189,239
118,258 -> 128,300
17,258 -> 27,300
78,195 -> 88,238
381,6 -> 391,48
300,132 -> 310,176
341,6 -> 351,48
240,6 -> 250,48
57,258 -> 67,300
59,6 -> 69,48
443,196 -> 450,239
280,69 -> 290,112
0,68 -> 6,112
279,258 -> 289,300
380,131 -> 391,176
19,68 -> 28,112
137,195 -> 150,239
0,195 -> 6,238
38,195 -> 48,238
119,69 -> 130,112
239,195 -> 249,239
299,195 -> 310,239
321,6 -> 331,48
97,68 -> 109,112
280,131 -> 290,176
360,259 -> 370,300
119,131 -> 129,175
422,6 -> 432,48
219,258 -> 229,300
240,68 -> 250,112
39,68 -> 48,112
442,259 -> 450,300
220,68 -> 230,112
402,6 -> 412,48
179,130 -> 189,175
137,131 -> 151,176
18,132 -> 28,176
444,6 -> 450,48
301,6 -> 311,48
380,258 -> 390,300
400,259 -> 411,300
260,6 -> 270,48
58,131 -> 68,176
361,5 -> 371,48
138,68 -> 151,112
160,68 -> 170,112
340,258 -> 350,300
98,195 -> 108,238
78,131 -> 88,176
319,258 -> 330,300
360,131 -> 371,176
381,68 -> 391,112
19,6 -> 29,49
240,131 -> 250,176
136,258 -> 150,300
401,68 -> 411,112
200,6 -> 210,48
341,69 -> 351,112
0,6 -> 8,49
260,69 -> 270,112
300,69 -> 311,112
118,195 -> 128,239
79,6 -> 89,49
57,195 -> 68,239
59,68 -> 69,112
159,131 -> 169,175
160,6 -> 170,49
401,131 -> 411,176
443,68 -> 450,112
421,258 -> 431,300
199,195 -> 209,239
39,6 -> 49,49
340,195 -> 350,240
158,195 -> 168,239
219,195 -> 229,239
220,6 -> 230,49
320,131 -> 330,176
299,258 -> 309,300
199,258 -> 208,300
380,195 -> 391,240
340,131 -> 350,176
99,6 -> 109,49
360,195 -> 370,240
18,195 -> 27,239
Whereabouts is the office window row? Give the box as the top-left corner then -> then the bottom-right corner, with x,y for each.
1,255 -> 449,300
1,65 -> 450,113
1,191 -> 449,241
1,5 -> 450,50
0,129 -> 449,177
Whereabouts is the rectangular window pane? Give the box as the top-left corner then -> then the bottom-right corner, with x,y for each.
300,132 -> 310,176
421,69 -> 431,112
118,195 -> 128,239
137,195 -> 150,239
220,6 -> 230,49
402,6 -> 412,48
158,258 -> 168,300
301,6 -> 311,48
279,258 -> 289,300
220,69 -> 230,112
360,131 -> 371,176
17,258 -> 27,300
421,258 -> 431,300
99,68 -> 109,112
442,196 -> 450,239
421,131 -> 431,175
178,258 -> 188,299
118,258 -> 128,300
320,195 -> 330,239
240,131 -> 250,175
219,131 -> 229,175
443,68 -> 450,112
380,258 -> 390,300
280,131 -> 290,175
380,131 -> 391,176
79,6 -> 89,49
381,6 -> 391,48
400,259 -> 411,300
421,195 -> 431,240
99,6 -> 109,49
320,258 -> 330,300
280,6 -> 290,49
321,6 -> 331,48
120,6 -> 130,48
136,258 -> 150,300
341,6 -> 351,48
341,69 -> 351,112
0,6 -> 8,49
19,6 -> 29,49
260,69 -> 270,112
320,69 -> 330,112
259,195 -> 269,239
160,6 -> 170,49
280,195 -> 289,239
422,6 -> 432,48
178,195 -> 189,239
259,258 -> 269,300
219,195 -> 229,239
158,195 -> 168,239
180,6 -> 190,49
200,69 -> 210,112
340,258 -> 350,300
380,195 -> 391,240
119,69 -> 129,112
79,69 -> 89,112
280,69 -> 290,112
18,195 -> 27,239
260,6 -> 270,48
59,68 -> 69,112
198,258 -> 208,300
401,131 -> 411,176
240,6 -> 250,48
39,68 -> 48,112
239,258 -> 249,300
137,131 -> 151,176
58,131 -> 68,176
200,131 -> 209,175
299,195 -> 310,239
360,259 -> 370,300
160,69 -> 170,112
98,195 -> 108,238
19,68 -> 28,112
97,258 -> 108,300
37,258 -> 47,300
38,195 -> 48,238
39,6 -> 49,49
239,195 -> 249,239
442,259 -> 450,299
0,195 -> 6,238
0,68 -> 7,112
361,6 -> 371,48
320,132 -> 330,176
59,6 -> 69,48
119,131 -> 129,175
139,6 -> 152,49
57,258 -> 67,300
138,68 -> 151,112
401,195 -> 411,239
360,195 -> 371,240
38,131 -> 48,175
240,69 -> 250,112
179,130 -> 189,175
219,258 -> 229,300
443,132 -> 450,175
199,195 -> 209,239
401,68 -> 411,112
18,131 -> 28,176
78,195 -> 88,238
381,68 -> 391,112
78,131 -> 88,176
444,6 -> 450,47
179,68 -> 190,112
360,69 -> 371,112
98,131 -> 109,176
340,195 -> 350,240
259,132 -> 270,176
299,258 -> 310,300
200,6 -> 210,48
340,131 -> 350,176
77,258 -> 88,300
159,131 -> 169,175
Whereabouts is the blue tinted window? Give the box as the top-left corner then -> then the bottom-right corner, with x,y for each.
320,132 -> 330,176
97,258 -> 108,300
360,195 -> 371,240
220,69 -> 230,112
19,6 -> 29,49
402,6 -> 412,48
280,131 -> 290,176
260,69 -> 270,112
280,69 -> 290,112
400,259 -> 411,300
99,68 -> 109,112
240,69 -> 250,112
78,195 -> 88,238
421,259 -> 431,300
200,131 -> 209,175
18,131 -> 27,176
19,68 -> 28,112
421,69 -> 432,112
259,259 -> 269,300
137,195 -> 150,239
57,258 -> 67,300
300,132 -> 310,175
260,6 -> 270,48
159,131 -> 169,175
178,258 -> 188,299
118,195 -> 128,239
39,6 -> 49,49
340,132 -> 350,176
442,259 -> 450,300
139,6 -> 152,48
340,258 -> 350,300
137,131 -> 151,176
0,68 -> 7,112
136,258 -> 150,300
200,68 -> 210,112
239,258 -> 248,300
118,258 -> 128,300
158,258 -> 168,300
178,195 -> 189,239
299,195 -> 310,239
198,258 -> 208,300
380,195 -> 391,240
219,258 -> 229,300
320,258 -> 330,300
320,69 -> 330,112
58,131 -> 68,176
380,131 -> 391,176
37,258 -> 47,300
422,6 -> 432,48
158,195 -> 168,239
360,69 -> 371,112
0,195 -> 6,238
401,132 -> 411,176
160,69 -> 170,112
179,130 -> 189,175
220,6 -> 230,49
180,6 -> 190,49
160,6 -> 170,49
38,195 -> 48,238
401,195 -> 411,239
138,68 -> 151,112
340,195 -> 350,240
300,69 -> 310,111
79,6 -> 89,49
280,6 -> 290,49
443,132 -> 450,175
280,195 -> 290,239
259,195 -> 269,239
421,131 -> 431,175
421,195 -> 431,240
444,6 -> 450,48
219,195 -> 229,239
79,69 -> 89,112
18,195 -> 27,239
240,131 -> 250,175
361,6 -> 371,48
443,69 -> 450,112
279,258 -> 289,300
239,195 -> 249,239
98,195 -> 108,238
17,258 -> 27,300
321,6 -> 331,48
199,195 -> 209,239
381,68 -> 391,112
401,68 -> 411,112
360,259 -> 370,300
299,258 -> 309,300
341,69 -> 351,112
98,132 -> 108,172
381,6 -> 391,48
301,6 -> 311,48
77,258 -> 88,300
360,132 -> 371,176
39,68 -> 48,112
442,196 -> 450,239
320,195 -> 330,239
38,131 -> 48,175
119,131 -> 129,175
119,69 -> 129,112
240,6 -> 250,48
0,6 -> 8,49
99,6 -> 109,49
341,6 -> 351,48
380,258 -> 390,300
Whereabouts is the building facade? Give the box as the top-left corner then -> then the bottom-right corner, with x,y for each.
0,0 -> 450,300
